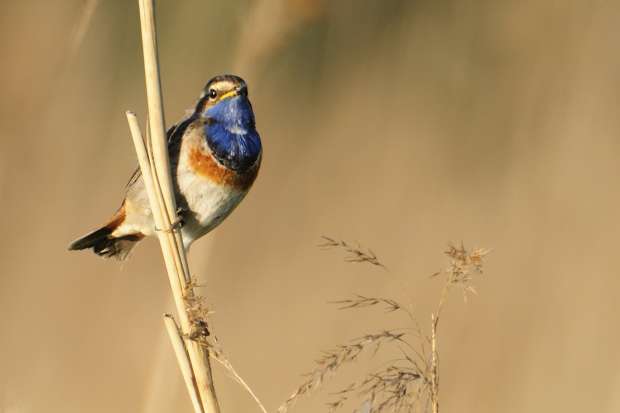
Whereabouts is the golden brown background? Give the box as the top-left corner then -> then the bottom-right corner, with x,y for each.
1,0 -> 619,412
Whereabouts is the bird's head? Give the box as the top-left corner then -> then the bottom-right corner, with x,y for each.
197,75 -> 254,132
195,75 -> 261,172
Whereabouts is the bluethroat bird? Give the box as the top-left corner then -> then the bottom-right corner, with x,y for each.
69,75 -> 262,260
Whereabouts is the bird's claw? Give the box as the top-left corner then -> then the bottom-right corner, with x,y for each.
155,208 -> 186,233
170,216 -> 185,231
172,207 -> 188,230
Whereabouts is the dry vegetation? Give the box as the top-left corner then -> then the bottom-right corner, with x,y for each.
130,4 -> 492,413
319,237 -> 387,270
182,277 -> 268,413
279,240 -> 491,413
117,4 -> 491,413
5,1 -> 620,412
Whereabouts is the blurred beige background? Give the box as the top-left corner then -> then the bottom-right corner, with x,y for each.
1,0 -> 620,412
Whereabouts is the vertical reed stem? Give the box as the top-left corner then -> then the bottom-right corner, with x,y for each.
128,1 -> 221,412
430,314 -> 439,413
165,314 -> 204,413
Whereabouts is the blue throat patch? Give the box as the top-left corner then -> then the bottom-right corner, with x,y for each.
203,96 -> 261,172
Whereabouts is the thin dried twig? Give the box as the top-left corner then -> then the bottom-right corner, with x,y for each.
209,342 -> 269,413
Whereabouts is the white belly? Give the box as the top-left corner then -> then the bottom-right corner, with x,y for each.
176,165 -> 247,247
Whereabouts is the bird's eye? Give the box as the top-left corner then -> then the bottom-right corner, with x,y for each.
208,88 -> 217,99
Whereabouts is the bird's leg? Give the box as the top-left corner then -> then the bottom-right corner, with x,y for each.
155,207 -> 186,232
171,206 -> 187,230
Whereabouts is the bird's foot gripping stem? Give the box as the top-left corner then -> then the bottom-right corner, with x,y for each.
155,207 -> 186,233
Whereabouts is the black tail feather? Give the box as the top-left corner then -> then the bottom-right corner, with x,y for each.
68,227 -> 142,260
68,226 -> 113,251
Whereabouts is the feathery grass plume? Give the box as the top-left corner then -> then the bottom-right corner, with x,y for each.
279,238 -> 491,413
319,236 -> 387,269
330,364 -> 426,413
330,295 -> 403,313
438,243 -> 491,302
279,331 -> 406,413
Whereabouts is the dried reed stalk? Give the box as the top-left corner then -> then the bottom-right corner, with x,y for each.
127,1 -> 220,412
164,314 -> 204,413
430,314 -> 439,413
